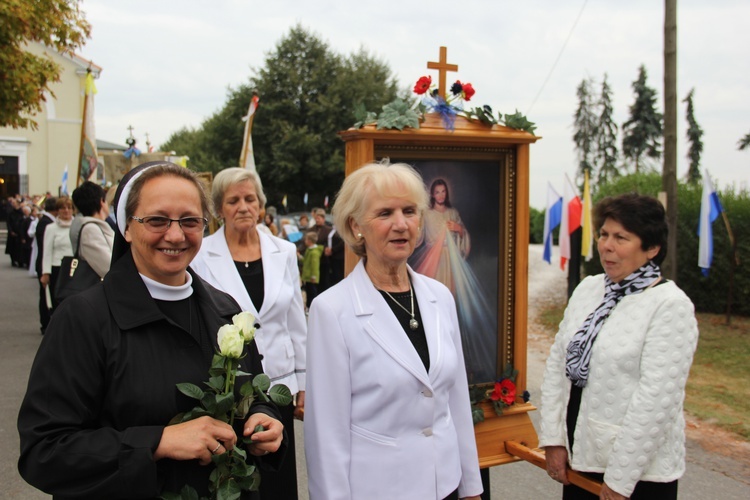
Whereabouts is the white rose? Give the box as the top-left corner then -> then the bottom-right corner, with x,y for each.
232,311 -> 256,343
217,324 -> 244,358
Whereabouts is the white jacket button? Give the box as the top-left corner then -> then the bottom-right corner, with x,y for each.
422,389 -> 433,398
422,428 -> 433,437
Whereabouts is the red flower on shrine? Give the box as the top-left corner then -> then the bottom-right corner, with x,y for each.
490,378 -> 516,406
462,82 -> 476,101
413,75 -> 432,95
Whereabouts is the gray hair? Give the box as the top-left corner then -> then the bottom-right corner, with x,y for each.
211,168 -> 267,219
332,160 -> 428,258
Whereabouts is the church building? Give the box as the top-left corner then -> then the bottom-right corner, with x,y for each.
0,42 -> 102,198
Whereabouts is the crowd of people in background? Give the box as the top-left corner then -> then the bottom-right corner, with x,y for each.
4,186 -> 345,335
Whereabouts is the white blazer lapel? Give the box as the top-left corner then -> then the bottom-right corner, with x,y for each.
257,230 -> 285,317
204,227 -> 257,315
410,268 -> 444,382
350,262 -> 432,388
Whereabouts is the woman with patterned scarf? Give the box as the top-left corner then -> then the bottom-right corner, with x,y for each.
539,193 -> 699,500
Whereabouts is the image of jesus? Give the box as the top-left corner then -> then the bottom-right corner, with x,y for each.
411,178 -> 496,383
415,179 -> 471,290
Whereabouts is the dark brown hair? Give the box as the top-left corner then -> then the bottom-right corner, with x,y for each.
594,193 -> 668,264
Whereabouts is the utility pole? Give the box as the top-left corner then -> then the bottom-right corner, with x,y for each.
662,0 -> 678,280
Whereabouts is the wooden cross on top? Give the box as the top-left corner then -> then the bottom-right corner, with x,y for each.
427,46 -> 458,100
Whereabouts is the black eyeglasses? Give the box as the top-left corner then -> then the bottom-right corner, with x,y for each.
130,215 -> 207,234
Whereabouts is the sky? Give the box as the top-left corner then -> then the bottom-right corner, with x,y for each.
77,0 -> 750,209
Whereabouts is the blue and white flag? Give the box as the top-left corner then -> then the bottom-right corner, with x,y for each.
543,183 -> 563,264
61,165 -> 69,196
698,172 -> 724,276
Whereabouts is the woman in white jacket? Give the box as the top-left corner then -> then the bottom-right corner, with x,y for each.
539,194 -> 699,500
190,167 -> 306,500
304,161 -> 482,500
40,197 -> 74,309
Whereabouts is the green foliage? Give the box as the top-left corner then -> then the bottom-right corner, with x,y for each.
501,110 -> 537,135
573,78 -> 597,183
621,65 -> 663,173
358,96 -> 537,135
583,173 -> 750,316
161,25 -> 399,211
529,206 -> 544,244
464,105 -> 497,126
268,384 -> 293,407
0,0 -> 91,129
596,74 -> 620,184
375,98 -> 420,130
683,89 -> 704,184
738,131 -> 750,151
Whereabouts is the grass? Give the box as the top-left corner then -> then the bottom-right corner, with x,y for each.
684,313 -> 750,440
535,304 -> 750,441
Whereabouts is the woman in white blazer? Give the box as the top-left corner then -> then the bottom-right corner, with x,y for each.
190,168 -> 306,500
304,161 -> 482,500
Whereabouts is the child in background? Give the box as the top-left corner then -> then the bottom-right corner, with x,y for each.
301,231 -> 324,311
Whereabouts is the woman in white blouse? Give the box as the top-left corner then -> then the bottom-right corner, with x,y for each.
40,197 -> 74,309
191,167 -> 306,500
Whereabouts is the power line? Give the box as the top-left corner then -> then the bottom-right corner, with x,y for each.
526,0 -> 589,115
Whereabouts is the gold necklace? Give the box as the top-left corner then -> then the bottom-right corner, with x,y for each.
380,282 -> 419,330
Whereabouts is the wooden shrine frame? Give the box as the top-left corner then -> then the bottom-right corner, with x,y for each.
340,113 -> 541,466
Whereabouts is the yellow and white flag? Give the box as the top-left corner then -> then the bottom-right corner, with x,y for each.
240,95 -> 260,171
79,72 -> 101,184
581,170 -> 593,260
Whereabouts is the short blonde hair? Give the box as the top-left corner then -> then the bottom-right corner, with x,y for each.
332,160 -> 428,258
211,168 -> 267,218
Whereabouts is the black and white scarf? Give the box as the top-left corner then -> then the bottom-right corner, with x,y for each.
565,261 -> 661,388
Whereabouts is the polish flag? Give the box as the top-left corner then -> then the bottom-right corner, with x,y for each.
560,174 -> 582,270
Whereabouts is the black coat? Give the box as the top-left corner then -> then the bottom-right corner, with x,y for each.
18,251 -> 285,499
34,213 -> 54,276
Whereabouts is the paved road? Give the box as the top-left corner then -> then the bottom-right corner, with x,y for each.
1,244 -> 747,498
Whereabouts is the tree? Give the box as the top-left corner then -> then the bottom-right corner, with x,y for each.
683,88 -> 704,184
738,132 -> 750,150
572,78 -> 597,184
162,25 -> 398,211
595,73 -> 619,184
0,0 -> 91,129
622,65 -> 663,173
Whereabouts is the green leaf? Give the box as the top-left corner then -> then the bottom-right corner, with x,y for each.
235,369 -> 253,378
182,408 -> 212,422
237,468 -> 261,492
376,98 -> 420,130
269,384 -> 293,407
472,405 -> 485,425
215,392 -> 235,416
236,394 -> 254,420
176,383 -> 205,401
239,381 -> 254,397
252,374 -> 271,393
167,413 -> 186,426
207,375 -> 225,392
201,393 -> 218,415
217,478 -> 241,500
502,109 -> 537,134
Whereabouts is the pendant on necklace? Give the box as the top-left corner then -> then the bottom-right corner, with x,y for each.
409,318 -> 419,330
245,262 -> 249,268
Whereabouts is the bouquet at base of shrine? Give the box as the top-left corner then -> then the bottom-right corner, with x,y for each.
161,312 -> 292,500
469,365 -> 531,425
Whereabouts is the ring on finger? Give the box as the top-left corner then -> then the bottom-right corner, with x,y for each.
211,442 -> 222,454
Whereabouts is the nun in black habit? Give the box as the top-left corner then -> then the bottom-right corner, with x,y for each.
18,162 -> 286,499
